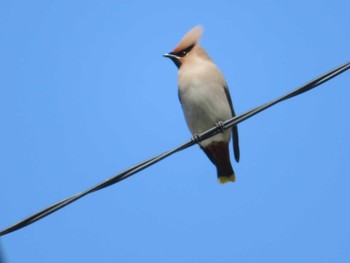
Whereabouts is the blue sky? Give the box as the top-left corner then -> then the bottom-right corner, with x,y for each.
1,1 -> 349,262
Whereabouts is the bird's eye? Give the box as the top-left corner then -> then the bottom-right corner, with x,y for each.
175,44 -> 195,57
181,50 -> 187,56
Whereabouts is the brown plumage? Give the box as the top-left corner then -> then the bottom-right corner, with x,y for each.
164,25 -> 240,184
172,25 -> 203,54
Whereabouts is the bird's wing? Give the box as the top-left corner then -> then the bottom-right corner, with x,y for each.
224,85 -> 240,162
178,89 -> 182,104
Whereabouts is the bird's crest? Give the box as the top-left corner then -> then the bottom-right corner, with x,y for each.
172,25 -> 203,54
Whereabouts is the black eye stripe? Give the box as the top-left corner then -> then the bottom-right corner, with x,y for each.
173,44 -> 195,57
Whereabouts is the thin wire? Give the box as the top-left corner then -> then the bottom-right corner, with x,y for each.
1,61 -> 349,237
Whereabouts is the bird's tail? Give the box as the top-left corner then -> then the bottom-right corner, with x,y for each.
218,172 -> 235,184
202,141 -> 236,184
217,160 -> 235,184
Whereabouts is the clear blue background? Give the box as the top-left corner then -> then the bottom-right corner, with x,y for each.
1,1 -> 349,262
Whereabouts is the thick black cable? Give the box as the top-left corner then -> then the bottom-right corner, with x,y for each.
1,61 -> 349,237
223,61 -> 350,131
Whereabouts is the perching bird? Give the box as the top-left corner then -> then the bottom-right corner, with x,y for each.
164,25 -> 240,184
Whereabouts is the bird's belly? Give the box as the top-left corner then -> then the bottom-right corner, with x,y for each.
180,85 -> 232,147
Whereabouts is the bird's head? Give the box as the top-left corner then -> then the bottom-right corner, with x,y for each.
163,25 -> 204,68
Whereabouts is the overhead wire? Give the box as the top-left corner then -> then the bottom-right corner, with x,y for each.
1,61 -> 349,237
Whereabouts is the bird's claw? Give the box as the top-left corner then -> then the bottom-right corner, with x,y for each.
216,121 -> 225,132
191,134 -> 201,143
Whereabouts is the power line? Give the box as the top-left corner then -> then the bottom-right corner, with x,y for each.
1,61 -> 349,237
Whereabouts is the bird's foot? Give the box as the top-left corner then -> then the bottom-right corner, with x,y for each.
216,121 -> 225,133
191,133 -> 201,143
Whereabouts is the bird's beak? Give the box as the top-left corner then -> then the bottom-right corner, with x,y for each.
163,53 -> 181,68
163,53 -> 177,59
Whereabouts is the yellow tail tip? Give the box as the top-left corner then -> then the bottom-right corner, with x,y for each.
218,174 -> 236,184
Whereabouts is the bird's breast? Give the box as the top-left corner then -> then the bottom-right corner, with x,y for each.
178,64 -> 232,145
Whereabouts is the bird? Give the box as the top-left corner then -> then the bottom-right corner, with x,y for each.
164,25 -> 240,184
